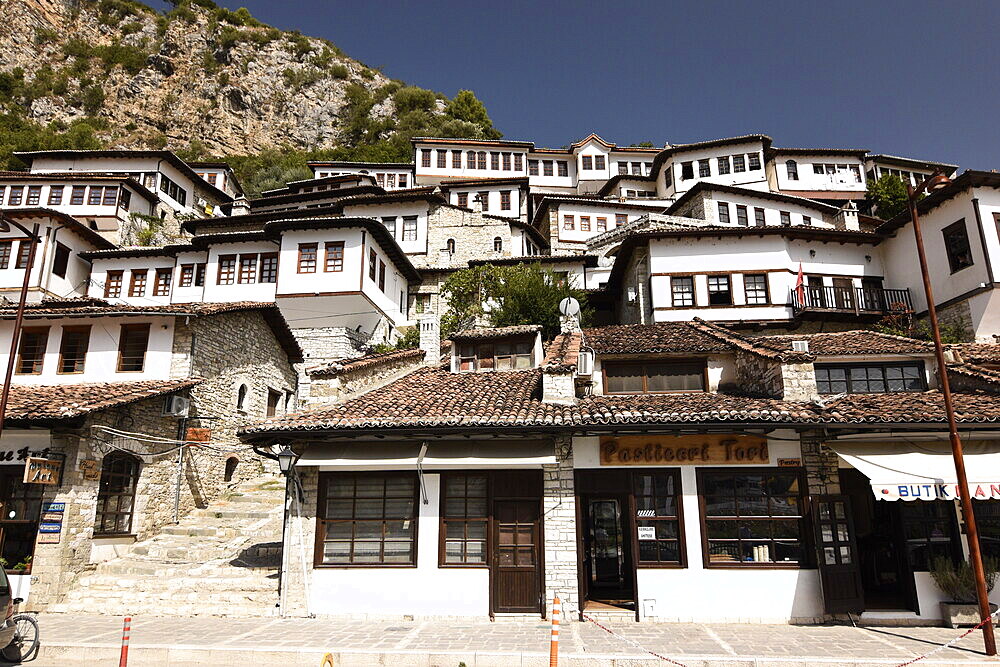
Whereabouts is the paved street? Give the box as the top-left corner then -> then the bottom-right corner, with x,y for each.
9,613 -> 1000,666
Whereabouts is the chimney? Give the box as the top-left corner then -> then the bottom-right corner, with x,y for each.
230,196 -> 250,216
560,313 -> 581,334
835,201 -> 860,231
418,315 -> 440,365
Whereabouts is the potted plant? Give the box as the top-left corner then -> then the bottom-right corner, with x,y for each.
931,556 -> 1000,628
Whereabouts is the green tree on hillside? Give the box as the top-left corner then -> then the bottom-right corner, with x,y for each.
446,90 -> 501,139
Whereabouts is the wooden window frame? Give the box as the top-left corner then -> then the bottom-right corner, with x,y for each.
296,243 -> 317,274
754,207 -> 766,227
477,152 -> 487,170
615,213 -> 627,227
421,149 -> 431,167
581,155 -> 593,170
25,186 -> 41,206
451,150 -> 462,169
557,161 -> 568,177
378,260 -> 386,292
748,153 -> 762,170
179,264 -> 194,287
87,186 -> 102,206
94,452 -> 140,537
47,186 -> 64,205
543,160 -> 554,177
116,323 -> 150,373
717,156 -> 731,175
217,254 -> 237,284
514,154 -> 523,171
942,219 -> 974,274
743,273 -> 770,305
698,160 -> 711,178
237,254 -> 257,284
152,268 -> 172,296
785,160 -> 798,180
680,162 -> 694,180
580,216 -> 591,232
259,253 -> 278,283
324,241 -> 345,272
707,274 -> 732,305
15,241 -> 31,269
671,275 -> 695,307
735,205 -> 748,227
596,217 -> 607,232
0,240 -> 11,270
696,467 -> 811,570
402,217 -> 418,242
602,359 -> 708,394
69,186 -> 86,205
7,186 -> 24,206
368,249 -> 377,281
632,469 -> 687,568
490,152 -> 500,170
436,150 -> 447,169
57,325 -> 91,375
477,191 -> 489,211
815,361 -> 927,395
314,471 -> 420,568
457,192 -> 468,208
195,263 -> 206,287
563,215 -> 575,230
780,211 -> 791,225
439,472 -> 490,568
502,152 -> 511,171
594,155 -> 606,170
718,202 -> 730,224
15,327 -> 48,375
128,269 -> 148,297
528,159 -> 539,176
51,242 -> 71,279
266,389 -> 282,418
104,270 -> 123,298
732,155 -> 746,173
500,190 -> 511,210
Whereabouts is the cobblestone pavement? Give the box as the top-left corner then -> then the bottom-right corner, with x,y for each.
13,613 -> 1000,666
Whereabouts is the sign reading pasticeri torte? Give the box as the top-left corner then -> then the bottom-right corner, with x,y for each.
600,434 -> 768,465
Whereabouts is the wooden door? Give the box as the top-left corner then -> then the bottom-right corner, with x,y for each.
813,494 -> 865,614
492,499 -> 542,613
832,278 -> 855,310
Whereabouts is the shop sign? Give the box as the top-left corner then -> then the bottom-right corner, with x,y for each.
0,445 -> 50,465
37,503 -> 64,545
778,458 -> 801,467
185,427 -> 211,443
637,526 -> 656,541
80,459 -> 100,481
877,483 -> 1000,501
600,434 -> 768,466
23,457 -> 62,485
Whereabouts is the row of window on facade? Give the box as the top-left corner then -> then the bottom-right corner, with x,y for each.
717,201 -> 816,227
563,213 -> 628,232
0,184 -> 132,209
454,191 -> 513,212
601,357 -> 924,395
13,322 -> 150,375
671,152 -> 763,185
102,254 -> 277,299
784,161 -> 863,183
617,161 -> 654,176
311,468 -> 1000,571
0,240 -> 72,279
380,216 -> 419,240
421,149 -> 526,172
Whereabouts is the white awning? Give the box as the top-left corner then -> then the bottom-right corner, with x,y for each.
296,442 -> 556,470
829,440 -> 1000,501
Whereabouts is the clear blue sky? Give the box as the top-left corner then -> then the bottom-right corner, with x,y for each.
195,0 -> 999,170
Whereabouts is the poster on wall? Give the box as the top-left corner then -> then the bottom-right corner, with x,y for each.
37,503 -> 64,545
637,526 -> 656,541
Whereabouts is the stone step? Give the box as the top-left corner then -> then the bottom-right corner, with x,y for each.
192,509 -> 276,520
47,599 -> 281,617
73,573 -> 279,591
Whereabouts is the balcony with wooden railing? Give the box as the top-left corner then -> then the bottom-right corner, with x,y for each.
790,286 -> 912,318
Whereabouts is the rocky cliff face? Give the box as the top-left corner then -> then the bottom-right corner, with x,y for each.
0,0 -> 406,154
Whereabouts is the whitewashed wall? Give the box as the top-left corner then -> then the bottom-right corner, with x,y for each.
0,315 -> 176,384
203,241 -> 280,303
341,202 -> 430,255
658,141 -> 769,199
773,154 -> 866,193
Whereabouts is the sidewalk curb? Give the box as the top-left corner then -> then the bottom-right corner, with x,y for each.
32,642 -> 1000,666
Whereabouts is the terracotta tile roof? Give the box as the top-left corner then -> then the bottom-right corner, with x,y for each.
307,347 -> 425,377
946,363 -> 1000,389
582,322 -> 734,356
950,343 -> 1000,366
5,379 -> 202,421
816,391 -> 1000,425
450,325 -> 541,341
752,330 -> 933,356
241,360 -> 1000,435
689,318 -> 813,363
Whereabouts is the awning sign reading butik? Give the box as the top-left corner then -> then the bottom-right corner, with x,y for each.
828,440 -> 1000,501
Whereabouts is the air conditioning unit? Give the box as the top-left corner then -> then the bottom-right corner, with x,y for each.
577,349 -> 595,376
163,395 -> 190,417
791,340 -> 810,353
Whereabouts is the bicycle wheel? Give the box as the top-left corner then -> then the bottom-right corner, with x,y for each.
1,614 -> 39,662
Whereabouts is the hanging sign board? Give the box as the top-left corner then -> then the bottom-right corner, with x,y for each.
637,526 -> 656,541
185,427 -> 212,443
23,457 -> 62,485
0,445 -> 50,465
80,459 -> 100,481
600,435 -> 768,466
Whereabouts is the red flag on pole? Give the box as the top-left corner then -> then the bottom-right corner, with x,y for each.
795,263 -> 806,306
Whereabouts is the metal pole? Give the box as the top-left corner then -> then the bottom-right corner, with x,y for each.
908,191 -> 997,655
0,221 -> 40,442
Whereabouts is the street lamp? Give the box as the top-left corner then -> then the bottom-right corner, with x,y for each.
0,213 -> 42,443
907,172 -> 997,655
276,446 -> 298,476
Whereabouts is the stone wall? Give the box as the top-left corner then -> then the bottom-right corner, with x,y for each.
292,326 -> 368,366
280,466 -> 318,617
673,191 -> 708,221
543,436 -> 579,616
934,299 -> 975,342
800,430 -> 841,495
732,349 -> 784,397
306,349 -> 425,406
780,362 -> 819,401
413,203 -> 520,270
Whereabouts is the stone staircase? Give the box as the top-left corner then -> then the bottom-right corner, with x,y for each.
48,476 -> 287,617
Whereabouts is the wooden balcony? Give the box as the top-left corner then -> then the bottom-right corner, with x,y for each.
790,286 -> 912,319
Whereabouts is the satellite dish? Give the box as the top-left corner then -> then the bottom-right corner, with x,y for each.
559,297 -> 581,317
